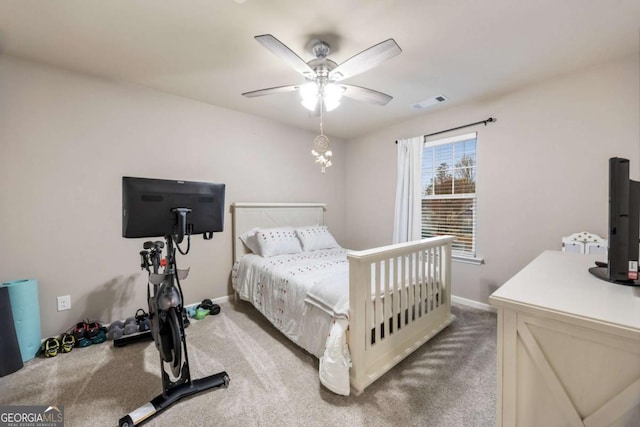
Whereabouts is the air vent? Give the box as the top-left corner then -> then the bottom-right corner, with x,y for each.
412,95 -> 448,110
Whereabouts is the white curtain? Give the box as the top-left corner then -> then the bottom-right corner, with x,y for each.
393,136 -> 423,243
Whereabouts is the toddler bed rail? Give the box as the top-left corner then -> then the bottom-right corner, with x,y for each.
347,236 -> 455,394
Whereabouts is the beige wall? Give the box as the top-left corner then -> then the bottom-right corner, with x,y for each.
344,54 -> 640,304
2,52 -> 638,339
0,56 -> 346,338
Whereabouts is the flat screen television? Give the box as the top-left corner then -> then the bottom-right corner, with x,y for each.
122,177 -> 225,241
589,157 -> 640,286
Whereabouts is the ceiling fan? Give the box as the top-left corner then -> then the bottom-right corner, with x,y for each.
242,34 -> 402,112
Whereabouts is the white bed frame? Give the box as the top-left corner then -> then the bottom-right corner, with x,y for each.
232,202 -> 455,394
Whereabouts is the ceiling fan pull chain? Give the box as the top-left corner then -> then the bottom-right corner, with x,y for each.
312,97 -> 332,173
320,97 -> 324,135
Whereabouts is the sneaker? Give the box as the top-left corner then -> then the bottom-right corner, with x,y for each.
59,333 -> 75,353
43,338 -> 60,358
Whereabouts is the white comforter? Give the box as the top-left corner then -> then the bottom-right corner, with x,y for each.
231,248 -> 351,395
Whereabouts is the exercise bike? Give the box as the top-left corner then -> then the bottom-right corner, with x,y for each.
119,208 -> 229,427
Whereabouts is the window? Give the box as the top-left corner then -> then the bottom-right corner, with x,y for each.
421,132 -> 478,260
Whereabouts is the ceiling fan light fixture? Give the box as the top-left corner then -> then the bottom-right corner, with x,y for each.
324,83 -> 343,100
301,97 -> 318,111
300,83 -> 319,111
299,82 -> 318,99
323,97 -> 340,112
323,83 -> 343,111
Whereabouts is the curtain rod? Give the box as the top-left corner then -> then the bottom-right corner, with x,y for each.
395,117 -> 496,144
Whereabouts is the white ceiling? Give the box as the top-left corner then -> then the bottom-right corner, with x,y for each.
0,0 -> 638,139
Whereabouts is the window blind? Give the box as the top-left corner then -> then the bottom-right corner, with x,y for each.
421,132 -> 477,257
421,196 -> 476,255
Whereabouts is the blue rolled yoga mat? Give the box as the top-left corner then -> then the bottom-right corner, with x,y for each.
0,279 -> 41,362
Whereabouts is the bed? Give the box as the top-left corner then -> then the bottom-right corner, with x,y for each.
231,202 -> 455,395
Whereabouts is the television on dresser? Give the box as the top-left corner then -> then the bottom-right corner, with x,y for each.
589,157 -> 640,286
122,176 -> 225,242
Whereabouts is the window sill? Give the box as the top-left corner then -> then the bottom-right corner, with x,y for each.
452,255 -> 484,265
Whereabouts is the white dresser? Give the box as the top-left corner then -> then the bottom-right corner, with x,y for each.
489,251 -> 640,427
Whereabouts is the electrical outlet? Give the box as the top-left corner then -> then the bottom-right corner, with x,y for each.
57,295 -> 71,311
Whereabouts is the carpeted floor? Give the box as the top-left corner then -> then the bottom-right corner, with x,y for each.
0,302 -> 497,427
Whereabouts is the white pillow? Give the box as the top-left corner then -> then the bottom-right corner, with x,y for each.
255,227 -> 303,257
239,227 -> 261,254
295,225 -> 340,251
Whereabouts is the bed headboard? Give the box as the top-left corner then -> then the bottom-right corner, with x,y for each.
231,202 -> 326,263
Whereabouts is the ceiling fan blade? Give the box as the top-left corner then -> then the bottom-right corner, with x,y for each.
341,84 -> 393,106
255,34 -> 317,78
330,39 -> 402,82
242,85 -> 299,98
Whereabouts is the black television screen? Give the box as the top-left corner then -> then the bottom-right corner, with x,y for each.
122,177 -> 225,239
590,157 -> 639,286
607,158 -> 639,283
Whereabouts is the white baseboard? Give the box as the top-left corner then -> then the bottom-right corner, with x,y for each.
84,296 -> 231,334
451,295 -> 496,313
185,295 -> 230,309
